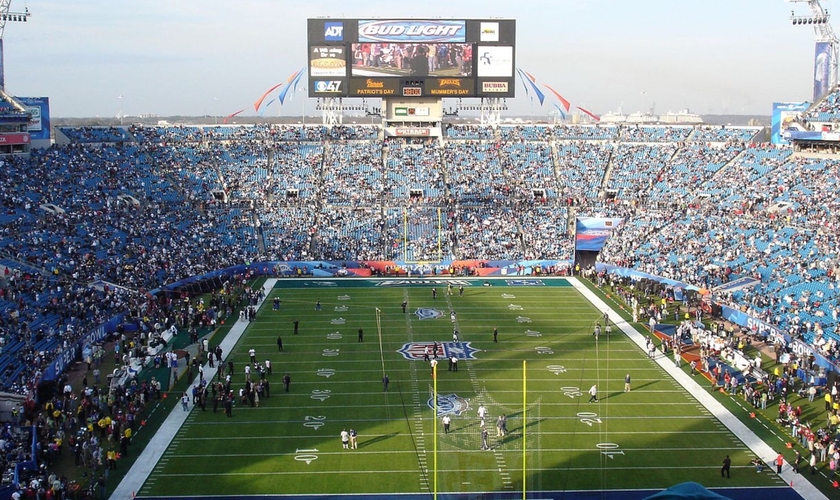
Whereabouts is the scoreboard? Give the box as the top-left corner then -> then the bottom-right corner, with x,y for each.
307,18 -> 516,99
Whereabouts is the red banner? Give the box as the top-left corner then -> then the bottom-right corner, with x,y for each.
0,133 -> 29,145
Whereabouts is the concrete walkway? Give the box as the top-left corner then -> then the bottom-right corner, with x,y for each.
110,279 -> 275,500
567,277 -> 827,500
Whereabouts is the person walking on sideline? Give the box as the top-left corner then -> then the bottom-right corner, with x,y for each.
624,374 -> 631,392
588,384 -> 598,403
776,452 -> 784,473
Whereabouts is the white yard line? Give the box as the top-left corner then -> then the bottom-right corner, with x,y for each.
568,276 -> 826,500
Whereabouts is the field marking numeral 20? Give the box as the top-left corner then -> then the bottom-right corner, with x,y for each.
304,415 -> 326,430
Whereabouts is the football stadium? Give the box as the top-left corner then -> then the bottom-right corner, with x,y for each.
0,2 -> 840,500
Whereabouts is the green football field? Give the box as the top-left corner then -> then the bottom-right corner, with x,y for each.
138,277 -> 787,498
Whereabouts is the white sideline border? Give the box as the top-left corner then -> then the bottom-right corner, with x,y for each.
567,276 -> 826,500
111,278 -> 277,499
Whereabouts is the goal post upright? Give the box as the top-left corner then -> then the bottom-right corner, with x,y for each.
375,307 -> 385,378
523,359 -> 527,500
403,208 -> 408,263
433,363 -> 438,500
437,206 -> 442,261
401,206 -> 445,265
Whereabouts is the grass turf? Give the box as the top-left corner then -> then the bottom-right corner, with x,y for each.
137,277 -> 789,498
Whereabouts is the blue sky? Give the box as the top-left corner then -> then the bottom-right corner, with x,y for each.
2,0 -> 827,118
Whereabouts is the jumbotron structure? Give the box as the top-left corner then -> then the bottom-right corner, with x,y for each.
308,18 -> 515,128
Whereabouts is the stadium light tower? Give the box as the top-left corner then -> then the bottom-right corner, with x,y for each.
789,0 -> 839,101
0,0 -> 30,89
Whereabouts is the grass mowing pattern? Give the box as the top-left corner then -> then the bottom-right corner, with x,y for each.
139,278 -> 786,498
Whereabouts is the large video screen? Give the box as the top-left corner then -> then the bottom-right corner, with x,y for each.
307,18 -> 515,98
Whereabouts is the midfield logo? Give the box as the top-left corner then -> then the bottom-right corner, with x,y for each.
505,279 -> 546,286
397,341 -> 479,361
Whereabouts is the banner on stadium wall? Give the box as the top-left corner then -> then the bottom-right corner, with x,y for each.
771,101 -> 809,145
814,41 -> 832,102
719,304 -> 836,371
720,305 -> 786,343
16,97 -> 51,141
574,217 -> 624,252
41,313 -> 125,382
781,129 -> 840,142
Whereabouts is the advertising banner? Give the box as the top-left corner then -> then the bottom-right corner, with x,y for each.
479,22 -> 499,42
349,78 -> 399,96
0,133 -> 29,144
309,46 -> 347,77
574,217 -> 625,252
427,78 -> 474,96
814,41 -> 832,102
477,46 -> 513,77
358,20 -> 466,43
311,80 -> 344,94
770,101 -> 809,145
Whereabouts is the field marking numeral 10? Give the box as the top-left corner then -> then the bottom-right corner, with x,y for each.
577,411 -> 602,427
597,442 -> 625,459
560,386 -> 582,398
304,415 -> 326,430
311,390 -> 331,401
295,448 -> 319,464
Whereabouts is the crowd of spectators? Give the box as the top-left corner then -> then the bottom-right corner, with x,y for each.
2,121 -> 840,403
3,118 -> 840,493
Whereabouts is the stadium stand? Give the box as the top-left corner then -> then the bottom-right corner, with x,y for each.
3,121 -> 840,495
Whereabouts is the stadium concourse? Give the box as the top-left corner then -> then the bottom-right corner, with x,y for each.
2,89 -> 840,496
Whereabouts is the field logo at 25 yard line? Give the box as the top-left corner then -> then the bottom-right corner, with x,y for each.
414,307 -> 444,320
398,341 -> 479,361
428,394 -> 470,417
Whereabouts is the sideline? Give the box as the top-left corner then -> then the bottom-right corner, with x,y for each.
111,279 -> 277,499
567,277 -> 826,500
